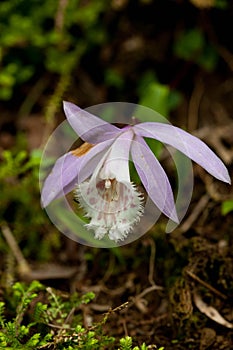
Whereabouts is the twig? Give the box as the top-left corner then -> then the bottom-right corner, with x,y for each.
100,253 -> 115,284
193,123 -> 233,164
185,269 -> 227,300
148,238 -> 156,286
87,301 -> 130,332
1,223 -> 31,277
41,72 -> 71,147
55,0 -> 69,32
179,194 -> 210,233
134,285 -> 163,300
129,285 -> 163,314
18,76 -> 50,118
187,77 -> 204,131
3,253 -> 15,289
217,45 -> 233,72
121,318 -> 129,337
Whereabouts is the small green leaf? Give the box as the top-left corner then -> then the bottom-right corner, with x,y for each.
221,200 -> 233,215
139,81 -> 170,116
174,28 -> 204,60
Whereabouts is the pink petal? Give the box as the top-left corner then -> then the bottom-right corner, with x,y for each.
134,123 -> 231,184
41,139 -> 114,207
63,101 -> 121,144
41,153 -> 81,208
131,135 -> 179,223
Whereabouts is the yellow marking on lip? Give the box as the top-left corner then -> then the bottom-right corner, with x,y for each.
71,142 -> 94,157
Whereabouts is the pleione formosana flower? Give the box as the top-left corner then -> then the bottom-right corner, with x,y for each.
41,102 -> 231,242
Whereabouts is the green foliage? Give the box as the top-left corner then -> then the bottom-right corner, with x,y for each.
0,149 -> 40,179
0,302 -> 6,328
0,147 -> 41,219
215,0 -> 228,9
0,280 -> 51,349
0,281 -> 160,349
0,143 -> 60,261
44,287 -> 95,325
221,200 -> 233,215
137,73 -> 181,160
174,28 -> 218,71
0,280 -> 100,349
12,280 -> 44,325
138,72 -> 181,117
0,0 -> 109,100
65,325 -> 114,350
118,336 -> 164,350
119,335 -> 134,350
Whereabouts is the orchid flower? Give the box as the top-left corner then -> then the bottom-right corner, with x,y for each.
41,102 -> 231,242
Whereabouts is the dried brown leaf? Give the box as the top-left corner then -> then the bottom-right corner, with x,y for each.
194,293 -> 233,329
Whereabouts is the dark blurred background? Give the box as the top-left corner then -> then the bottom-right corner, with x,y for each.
1,0 -> 233,144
